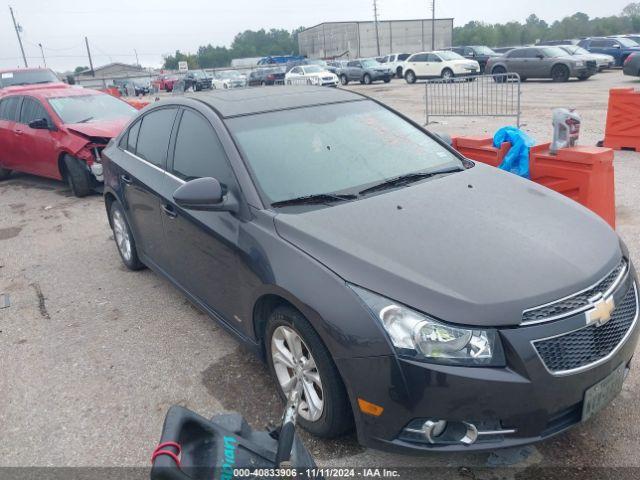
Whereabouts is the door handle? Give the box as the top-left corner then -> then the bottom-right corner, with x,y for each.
120,174 -> 133,185
161,204 -> 177,218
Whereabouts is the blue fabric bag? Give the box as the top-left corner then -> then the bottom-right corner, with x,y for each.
493,127 -> 535,179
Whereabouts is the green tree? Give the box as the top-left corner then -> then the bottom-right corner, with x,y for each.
74,66 -> 89,73
622,2 -> 640,16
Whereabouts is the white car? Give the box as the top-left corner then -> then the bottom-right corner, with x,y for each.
380,52 -> 412,77
208,74 -> 231,89
285,65 -> 339,87
402,51 -> 480,83
213,70 -> 247,88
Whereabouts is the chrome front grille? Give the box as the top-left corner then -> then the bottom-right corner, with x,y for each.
533,283 -> 638,375
522,259 -> 627,325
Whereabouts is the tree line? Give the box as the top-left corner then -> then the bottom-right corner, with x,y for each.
160,3 -> 640,69
162,27 -> 304,70
454,3 -> 640,47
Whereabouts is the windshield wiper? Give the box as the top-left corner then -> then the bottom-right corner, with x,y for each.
76,116 -> 94,124
271,193 -> 357,208
358,166 -> 464,196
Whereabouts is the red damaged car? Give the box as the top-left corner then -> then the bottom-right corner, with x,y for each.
0,84 -> 136,196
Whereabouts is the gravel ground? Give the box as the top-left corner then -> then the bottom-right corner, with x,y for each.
1,70 -> 640,479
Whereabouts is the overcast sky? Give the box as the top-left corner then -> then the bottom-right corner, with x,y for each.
0,0 -> 633,71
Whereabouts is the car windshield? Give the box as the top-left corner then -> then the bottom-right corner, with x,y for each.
227,100 -> 463,205
218,70 -> 241,79
361,59 -> 380,68
48,94 -> 136,124
309,60 -> 328,67
438,51 -> 464,60
191,70 -> 206,78
618,37 -> 639,47
473,46 -> 496,55
0,69 -> 59,88
542,47 -> 569,58
303,65 -> 323,73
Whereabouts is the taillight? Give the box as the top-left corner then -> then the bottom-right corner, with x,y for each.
267,74 -> 275,80
625,54 -> 634,66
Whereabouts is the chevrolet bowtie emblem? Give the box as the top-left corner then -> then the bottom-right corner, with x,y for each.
585,293 -> 615,327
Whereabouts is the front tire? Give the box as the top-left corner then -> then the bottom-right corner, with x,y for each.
63,155 -> 92,197
551,64 -> 570,82
109,201 -> 144,270
441,68 -> 454,81
363,74 -> 372,85
265,306 -> 353,438
492,66 -> 507,83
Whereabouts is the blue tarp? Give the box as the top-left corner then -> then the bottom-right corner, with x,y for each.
493,127 -> 535,179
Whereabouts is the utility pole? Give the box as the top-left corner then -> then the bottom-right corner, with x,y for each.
85,36 -> 95,77
38,43 -> 46,68
134,48 -> 140,66
9,6 -> 28,68
431,0 -> 436,50
373,0 -> 381,57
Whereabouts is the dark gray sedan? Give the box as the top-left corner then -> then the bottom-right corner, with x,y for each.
486,46 -> 597,82
102,87 -> 638,453
624,52 -> 640,77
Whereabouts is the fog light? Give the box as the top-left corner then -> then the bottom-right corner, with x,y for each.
422,420 -> 447,443
404,419 -> 479,445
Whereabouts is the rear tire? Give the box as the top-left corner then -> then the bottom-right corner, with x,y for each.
0,167 -> 11,180
265,306 -> 353,438
109,200 -> 144,271
340,74 -> 349,85
405,70 -> 416,84
63,155 -> 92,197
551,64 -> 570,83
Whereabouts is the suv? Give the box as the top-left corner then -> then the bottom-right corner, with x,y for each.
578,37 -> 640,67
184,70 -> 212,92
402,51 -> 480,83
451,46 -> 501,73
0,68 -> 61,91
379,53 -> 411,77
338,59 -> 392,85
486,46 -> 595,82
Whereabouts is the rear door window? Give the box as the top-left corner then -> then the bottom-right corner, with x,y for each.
135,108 -> 177,169
171,109 -> 235,187
0,96 -> 21,121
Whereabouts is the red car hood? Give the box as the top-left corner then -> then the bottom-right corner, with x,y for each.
66,117 -> 130,139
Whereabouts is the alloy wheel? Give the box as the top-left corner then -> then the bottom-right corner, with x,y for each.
112,209 -> 132,262
271,325 -> 324,422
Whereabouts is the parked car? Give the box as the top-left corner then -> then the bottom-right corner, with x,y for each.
153,74 -> 182,92
623,52 -> 640,76
0,68 -> 61,90
536,39 -> 580,46
0,84 -> 136,195
451,46 -> 501,73
102,86 -> 638,453
621,35 -> 640,45
213,70 -> 247,88
402,51 -> 480,83
113,79 -> 150,97
184,70 -> 212,92
285,65 -> 339,86
486,46 -> 596,82
248,67 -> 286,86
379,53 -> 412,77
338,59 -> 392,85
558,45 -> 614,71
578,37 -> 640,67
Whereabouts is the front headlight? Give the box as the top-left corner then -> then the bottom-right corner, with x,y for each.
350,285 -> 504,366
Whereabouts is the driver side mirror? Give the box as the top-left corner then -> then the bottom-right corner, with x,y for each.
173,177 -> 238,213
28,118 -> 50,130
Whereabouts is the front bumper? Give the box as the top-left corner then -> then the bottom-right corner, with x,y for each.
337,271 -> 639,453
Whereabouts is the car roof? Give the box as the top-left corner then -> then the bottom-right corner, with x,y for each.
186,86 -> 364,118
0,84 -> 105,99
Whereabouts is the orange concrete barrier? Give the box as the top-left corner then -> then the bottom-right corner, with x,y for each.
603,88 -> 640,151
451,136 -> 510,168
452,136 -> 616,228
529,144 -> 616,228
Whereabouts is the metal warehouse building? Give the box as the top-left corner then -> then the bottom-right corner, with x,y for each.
298,19 -> 454,59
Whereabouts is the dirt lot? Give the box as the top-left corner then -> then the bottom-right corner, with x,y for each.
2,70 -> 640,478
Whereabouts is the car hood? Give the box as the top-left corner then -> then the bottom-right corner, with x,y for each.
274,164 -> 621,327
66,117 -> 130,139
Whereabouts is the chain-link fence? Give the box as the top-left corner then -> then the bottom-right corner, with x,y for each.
425,73 -> 521,127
